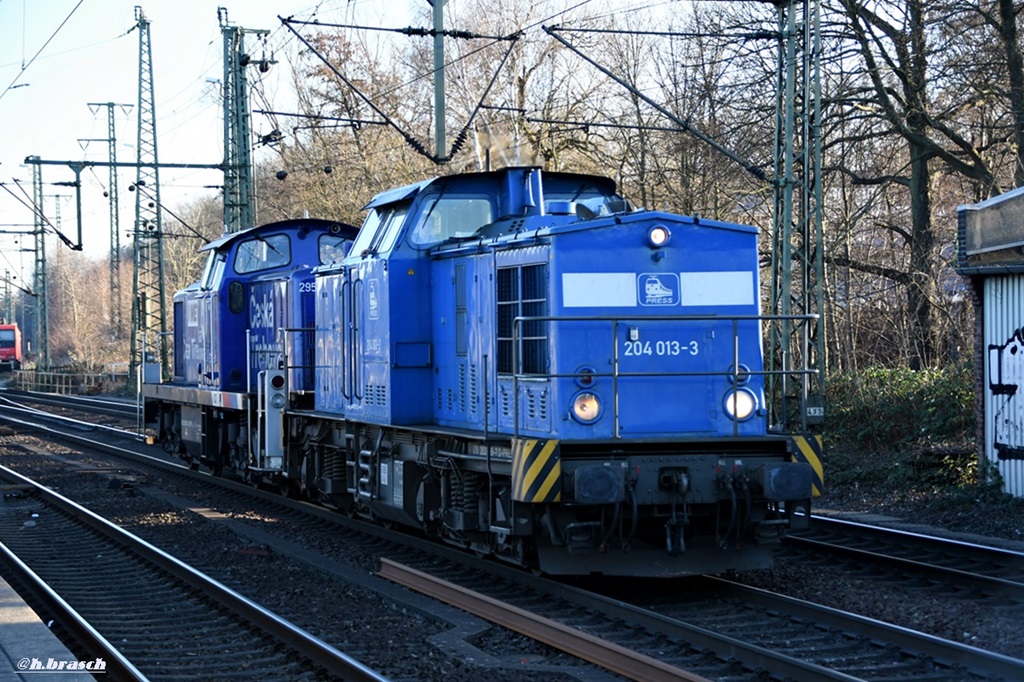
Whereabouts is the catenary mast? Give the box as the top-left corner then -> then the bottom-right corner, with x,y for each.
129,6 -> 168,381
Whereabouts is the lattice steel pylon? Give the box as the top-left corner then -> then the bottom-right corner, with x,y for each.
128,6 -> 168,381
220,8 -> 267,234
88,102 -> 132,336
2,271 -> 11,322
768,0 -> 826,429
30,159 -> 49,371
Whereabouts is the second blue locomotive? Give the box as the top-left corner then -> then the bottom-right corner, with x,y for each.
142,167 -> 821,576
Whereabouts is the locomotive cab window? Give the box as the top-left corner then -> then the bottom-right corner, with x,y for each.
546,186 -> 628,217
351,204 -> 409,257
0,330 -> 14,348
200,253 -> 226,290
234,234 -> 291,274
318,234 -> 350,265
410,196 -> 493,246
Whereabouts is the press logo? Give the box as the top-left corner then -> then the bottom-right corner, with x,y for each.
17,657 -> 106,673
637,273 -> 679,306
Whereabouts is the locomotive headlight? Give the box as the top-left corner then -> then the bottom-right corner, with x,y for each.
571,391 -> 602,423
270,393 -> 286,409
647,224 -> 671,248
723,388 -> 757,421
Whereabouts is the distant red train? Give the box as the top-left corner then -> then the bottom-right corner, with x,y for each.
0,323 -> 22,370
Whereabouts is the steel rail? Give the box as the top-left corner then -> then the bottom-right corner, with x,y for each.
709,576 -> 1024,680
805,513 -> 1024,562
0,390 -> 139,418
0,464 -> 388,682
791,515 -> 1024,600
378,558 -> 710,682
0,540 -> 146,680
0,393 -> 140,438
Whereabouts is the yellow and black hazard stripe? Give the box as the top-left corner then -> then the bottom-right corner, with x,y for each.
511,438 -> 562,503
791,434 -> 824,497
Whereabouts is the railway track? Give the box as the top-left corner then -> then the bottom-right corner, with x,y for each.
785,515 -> 1024,604
4,396 -> 1024,680
0,464 -> 384,681
390,546 -> 1024,681
0,388 -> 140,421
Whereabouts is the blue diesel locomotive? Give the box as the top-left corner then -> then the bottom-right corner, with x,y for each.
143,217 -> 359,470
142,167 -> 822,576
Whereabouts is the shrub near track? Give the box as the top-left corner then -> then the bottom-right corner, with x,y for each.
822,364 -> 1024,541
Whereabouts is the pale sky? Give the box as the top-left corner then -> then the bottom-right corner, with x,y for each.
0,0 -> 421,279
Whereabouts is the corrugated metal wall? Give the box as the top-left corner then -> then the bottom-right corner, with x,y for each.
984,275 -> 1024,496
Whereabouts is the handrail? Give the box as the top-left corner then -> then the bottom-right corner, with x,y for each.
511,312 -> 819,437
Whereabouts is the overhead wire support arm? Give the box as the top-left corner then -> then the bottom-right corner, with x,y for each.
19,157 -> 224,252
545,26 -> 777,41
279,17 -> 513,41
0,276 -> 32,297
543,25 -> 768,182
527,117 -> 696,135
251,109 -> 388,129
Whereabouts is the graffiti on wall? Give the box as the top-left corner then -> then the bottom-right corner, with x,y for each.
989,327 -> 1024,460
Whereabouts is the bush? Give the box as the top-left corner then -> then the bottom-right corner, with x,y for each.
822,363 -> 984,502
826,364 -> 974,453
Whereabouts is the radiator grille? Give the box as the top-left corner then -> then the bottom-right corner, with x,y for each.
497,264 -> 548,375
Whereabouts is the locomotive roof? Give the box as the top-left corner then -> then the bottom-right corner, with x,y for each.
361,167 -> 618,210
199,218 -> 357,253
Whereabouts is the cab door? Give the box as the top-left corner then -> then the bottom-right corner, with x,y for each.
340,204 -> 409,422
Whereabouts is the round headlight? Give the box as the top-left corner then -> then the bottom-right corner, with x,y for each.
723,388 -> 756,421
571,391 -> 602,423
270,393 -> 287,409
647,225 -> 671,248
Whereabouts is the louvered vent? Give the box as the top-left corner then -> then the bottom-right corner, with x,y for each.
469,364 -> 479,415
526,387 -> 549,421
499,385 -> 512,418
459,363 -> 467,413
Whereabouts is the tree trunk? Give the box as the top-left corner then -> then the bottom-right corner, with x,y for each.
906,0 -> 935,369
997,0 -> 1024,187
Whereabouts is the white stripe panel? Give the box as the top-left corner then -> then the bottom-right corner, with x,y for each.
562,273 -> 637,308
680,271 -> 754,307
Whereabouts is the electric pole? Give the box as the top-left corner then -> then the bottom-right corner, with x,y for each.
129,6 -> 168,381
30,158 -> 48,371
767,0 -> 825,421
2,271 -> 11,322
88,102 -> 133,335
219,8 -> 269,233
765,0 -> 825,496
432,0 -> 448,162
